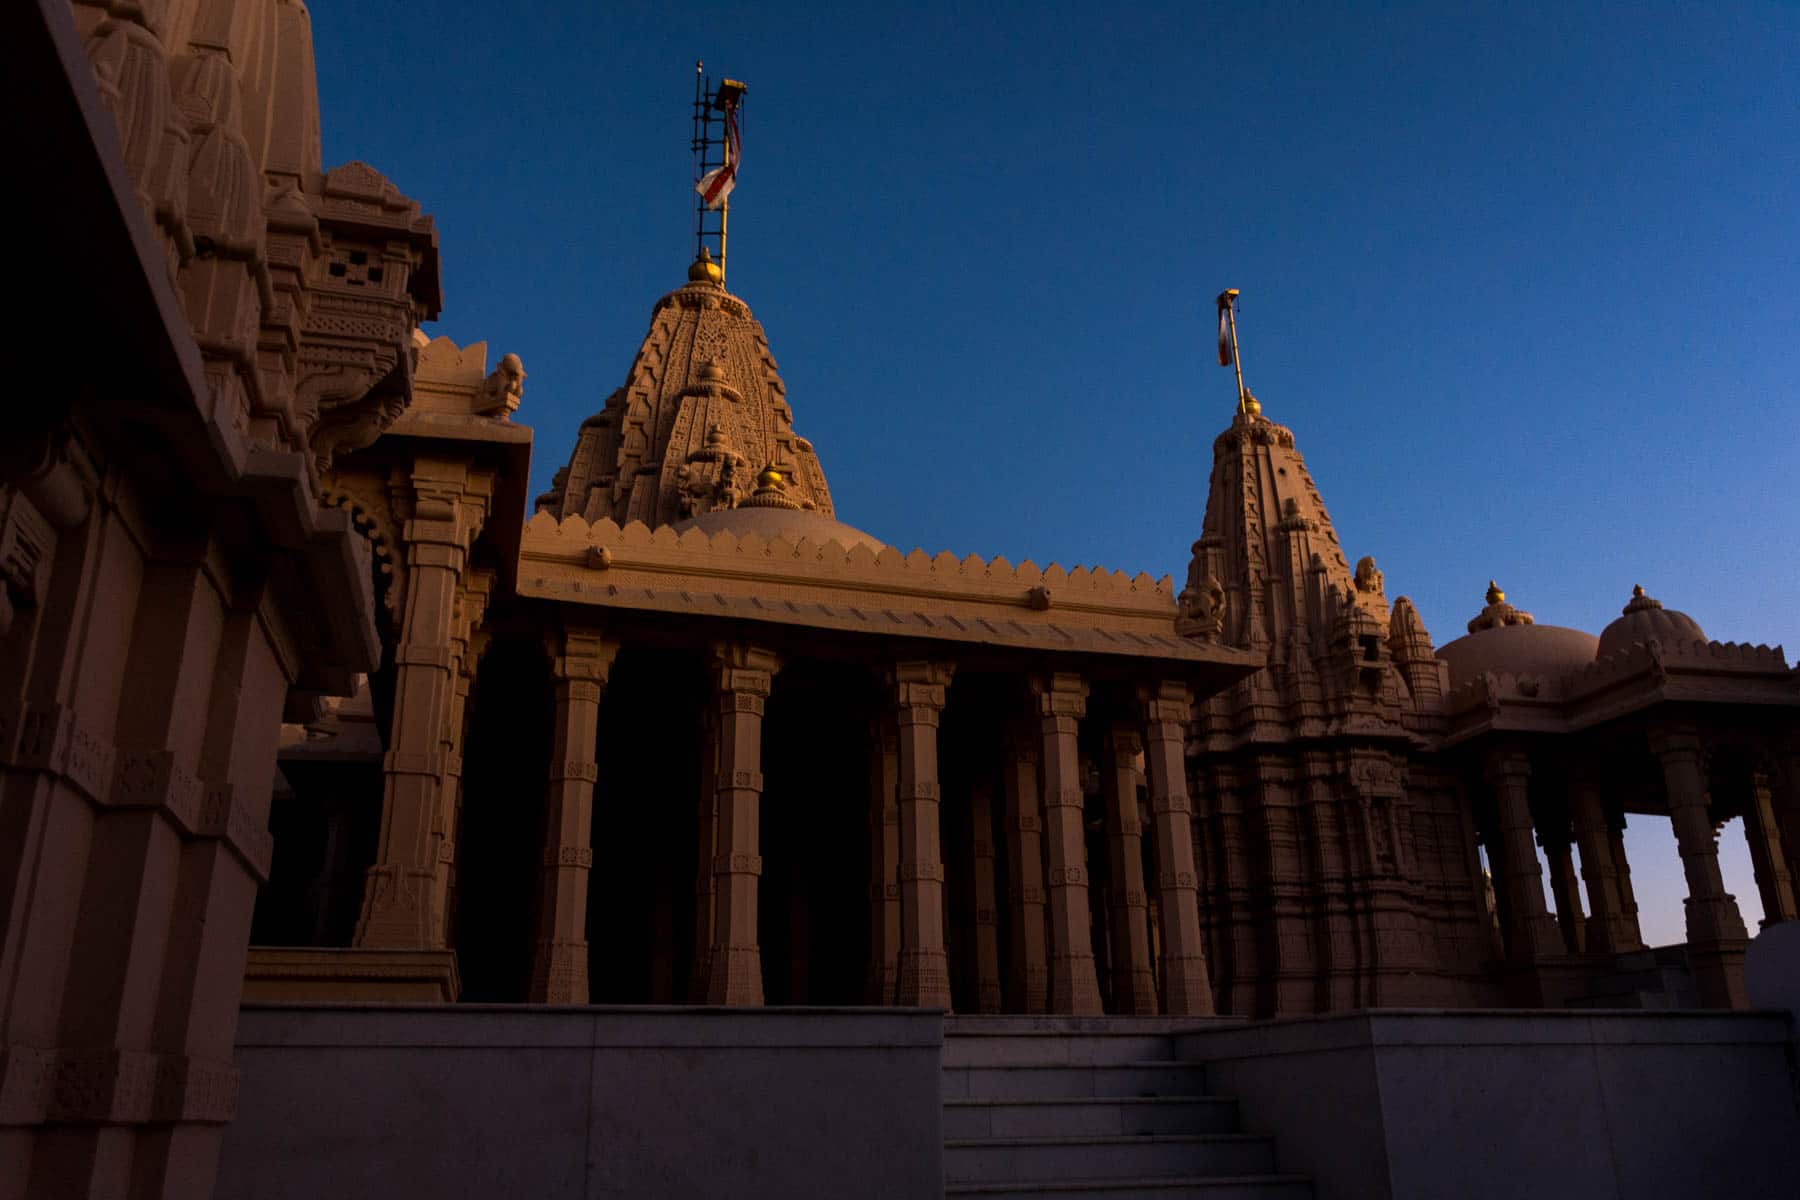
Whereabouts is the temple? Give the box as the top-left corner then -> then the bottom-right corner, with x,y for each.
6,2 -> 1799,1197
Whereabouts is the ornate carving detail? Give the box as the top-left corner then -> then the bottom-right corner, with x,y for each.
473,353 -> 526,419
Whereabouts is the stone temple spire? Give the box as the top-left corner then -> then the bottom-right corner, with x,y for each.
1179,396 -> 1357,656
535,251 -> 833,526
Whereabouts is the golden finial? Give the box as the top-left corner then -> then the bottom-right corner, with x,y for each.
1242,392 -> 1262,417
688,246 -> 723,283
757,465 -> 783,489
1485,580 -> 1505,606
1631,583 -> 1645,598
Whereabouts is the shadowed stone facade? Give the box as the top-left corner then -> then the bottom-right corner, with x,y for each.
6,2 -> 1800,1196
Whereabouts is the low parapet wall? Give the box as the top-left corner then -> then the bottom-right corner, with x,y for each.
1178,1009 -> 1800,1200
218,1004 -> 943,1200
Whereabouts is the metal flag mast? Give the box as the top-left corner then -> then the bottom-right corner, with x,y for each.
691,61 -> 746,284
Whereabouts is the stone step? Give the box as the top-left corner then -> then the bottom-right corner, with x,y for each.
944,1062 -> 1209,1102
945,1033 -> 1177,1068
944,1097 -> 1240,1139
945,1134 -> 1275,1184
944,1176 -> 1313,1200
945,1017 -> 1238,1036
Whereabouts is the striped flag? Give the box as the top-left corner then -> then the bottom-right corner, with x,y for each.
696,102 -> 741,210
1216,290 -> 1236,367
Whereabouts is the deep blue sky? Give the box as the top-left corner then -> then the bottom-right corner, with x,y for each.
314,2 -> 1798,943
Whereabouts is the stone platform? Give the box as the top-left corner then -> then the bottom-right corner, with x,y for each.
218,1006 -> 1800,1200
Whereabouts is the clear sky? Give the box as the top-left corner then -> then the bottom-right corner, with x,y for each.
313,2 -> 1798,947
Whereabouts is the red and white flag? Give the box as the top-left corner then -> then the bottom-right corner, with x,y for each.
1216,290 -> 1237,367
695,102 -> 741,210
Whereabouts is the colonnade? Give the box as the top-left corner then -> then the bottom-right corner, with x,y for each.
1481,723 -> 1798,1009
514,633 -> 1218,1014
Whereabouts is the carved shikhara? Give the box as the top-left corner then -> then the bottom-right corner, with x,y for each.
536,276 -> 833,527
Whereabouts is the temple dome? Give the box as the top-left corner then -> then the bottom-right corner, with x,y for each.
1596,585 -> 1705,658
667,506 -> 888,552
1435,582 -> 1597,688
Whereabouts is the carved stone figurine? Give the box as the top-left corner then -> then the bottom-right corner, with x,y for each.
1176,566 -> 1227,641
475,352 -> 526,419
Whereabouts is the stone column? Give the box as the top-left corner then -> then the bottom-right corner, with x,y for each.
1570,775 -> 1638,955
1034,672 -> 1103,1014
1483,749 -> 1564,963
968,779 -> 1005,1013
1001,722 -> 1050,1013
1649,725 -> 1748,1009
705,643 -> 779,1006
1741,768 -> 1798,929
528,625 -> 614,1003
430,576 -> 491,946
891,660 -> 954,1009
1103,723 -> 1157,1014
690,704 -> 718,1003
864,711 -> 901,1005
356,465 -> 486,949
1607,816 -> 1643,941
1542,835 -> 1587,956
1144,683 -> 1216,1014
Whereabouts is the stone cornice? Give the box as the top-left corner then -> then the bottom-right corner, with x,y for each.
1435,636 -> 1795,746
516,514 -> 1264,671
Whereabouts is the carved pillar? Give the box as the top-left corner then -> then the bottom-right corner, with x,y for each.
864,711 -> 901,1005
1570,775 -> 1638,955
891,660 -> 954,1009
1482,749 -> 1563,963
705,643 -> 779,1006
690,703 -> 718,1003
1542,836 -> 1586,956
1035,672 -> 1102,1014
969,779 -> 1005,1013
1649,726 -> 1748,1009
431,574 -> 491,945
1001,721 -> 1049,1013
528,626 -> 613,1003
1103,724 -> 1157,1014
1141,695 -> 1212,1016
1742,768 -> 1799,927
356,464 -> 486,949
1607,816 -> 1642,942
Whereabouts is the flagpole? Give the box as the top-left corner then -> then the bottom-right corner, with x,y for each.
719,200 -> 728,286
1223,291 -> 1247,416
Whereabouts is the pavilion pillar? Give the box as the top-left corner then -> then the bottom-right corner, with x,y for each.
1483,749 -> 1563,964
865,712 -> 901,1005
704,643 -> 779,1006
1741,768 -> 1797,928
1774,735 -> 1800,889
1034,672 -> 1102,1015
689,705 -> 718,1003
1649,725 -> 1747,1009
892,661 -> 954,1009
1144,683 -> 1216,1014
356,462 -> 488,950
1606,815 -> 1643,945
969,780 -> 1005,1013
430,573 -> 492,946
528,626 -> 614,1003
1541,827 -> 1586,956
1001,722 -> 1050,1014
1103,724 -> 1157,1014
1570,775 -> 1638,955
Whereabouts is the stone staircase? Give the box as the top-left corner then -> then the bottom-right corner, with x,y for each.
941,1018 -> 1312,1199
1568,945 -> 1699,1009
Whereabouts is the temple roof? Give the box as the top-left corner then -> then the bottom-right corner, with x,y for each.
536,254 -> 833,528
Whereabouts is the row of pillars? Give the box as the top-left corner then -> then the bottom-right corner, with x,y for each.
1484,725 -> 1798,1009
519,638 -> 1217,1015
